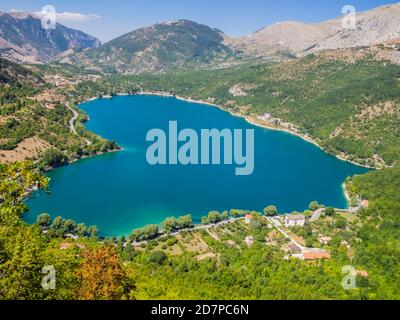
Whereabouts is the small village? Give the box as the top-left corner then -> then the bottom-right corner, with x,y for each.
57,196 -> 371,271
55,198 -> 369,273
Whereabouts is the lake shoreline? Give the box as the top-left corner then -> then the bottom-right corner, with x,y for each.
26,93 -> 368,235
108,91 -> 376,170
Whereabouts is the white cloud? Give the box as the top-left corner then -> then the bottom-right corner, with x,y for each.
34,11 -> 101,23
55,12 -> 102,22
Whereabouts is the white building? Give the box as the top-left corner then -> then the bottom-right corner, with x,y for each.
284,214 -> 306,228
319,236 -> 332,245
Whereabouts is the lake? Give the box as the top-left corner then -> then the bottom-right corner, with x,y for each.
25,95 -> 368,236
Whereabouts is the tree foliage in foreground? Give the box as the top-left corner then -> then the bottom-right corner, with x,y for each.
76,246 -> 135,300
0,162 -> 135,300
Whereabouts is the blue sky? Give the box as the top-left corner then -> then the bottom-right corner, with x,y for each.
1,0 -> 396,42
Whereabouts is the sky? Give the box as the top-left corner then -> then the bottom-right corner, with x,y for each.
1,0 -> 397,43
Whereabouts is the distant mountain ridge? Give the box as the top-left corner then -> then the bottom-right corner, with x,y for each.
313,3 -> 400,52
234,3 -> 400,56
2,3 -> 400,72
61,19 -> 235,74
0,11 -> 101,64
63,3 -> 400,74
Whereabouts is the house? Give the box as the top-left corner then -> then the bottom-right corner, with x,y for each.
292,248 -> 331,260
303,251 -> 331,261
284,214 -> 306,227
351,198 -> 370,213
245,214 -> 254,224
319,236 -> 332,245
356,270 -> 369,277
245,236 -> 254,247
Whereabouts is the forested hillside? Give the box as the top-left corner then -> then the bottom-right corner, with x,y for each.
0,58 -> 116,166
63,20 -> 236,74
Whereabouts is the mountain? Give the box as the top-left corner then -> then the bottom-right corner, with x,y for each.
61,3 -> 400,74
314,3 -> 400,52
233,20 -> 341,56
0,11 -> 101,64
62,19 -> 235,74
234,3 -> 400,56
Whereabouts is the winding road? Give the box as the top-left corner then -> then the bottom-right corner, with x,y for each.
67,105 -> 79,134
67,105 -> 92,146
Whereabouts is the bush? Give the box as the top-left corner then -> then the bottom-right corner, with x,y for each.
36,213 -> 52,227
130,225 -> 159,242
325,208 -> 335,216
149,250 -> 167,265
166,237 -> 178,246
263,205 -> 278,216
42,149 -> 68,167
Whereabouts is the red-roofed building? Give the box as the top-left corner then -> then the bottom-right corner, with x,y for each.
245,215 -> 254,224
356,270 -> 369,277
303,250 -> 331,261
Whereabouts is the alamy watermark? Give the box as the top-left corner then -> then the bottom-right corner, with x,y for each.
146,121 -> 255,176
342,5 -> 357,30
41,265 -> 56,290
39,5 -> 57,30
342,265 -> 357,290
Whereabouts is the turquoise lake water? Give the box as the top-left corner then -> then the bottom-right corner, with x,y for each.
25,95 -> 368,236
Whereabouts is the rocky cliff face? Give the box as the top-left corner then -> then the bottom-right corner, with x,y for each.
0,11 -> 101,63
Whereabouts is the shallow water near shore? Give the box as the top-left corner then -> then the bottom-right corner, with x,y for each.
25,95 -> 368,236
